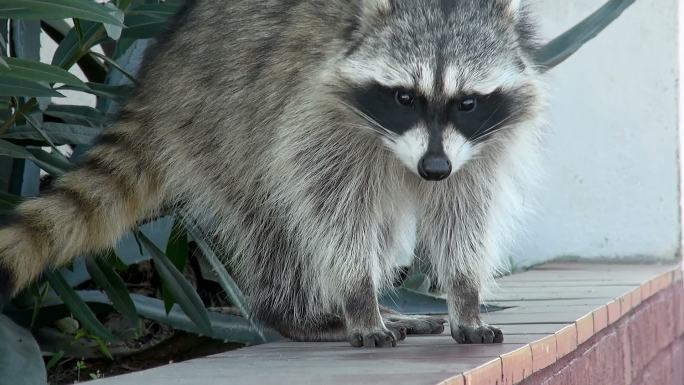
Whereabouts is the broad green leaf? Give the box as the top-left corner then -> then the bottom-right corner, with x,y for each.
44,104 -> 106,127
45,270 -> 116,342
0,0 -> 125,27
0,314 -> 46,385
0,192 -> 21,214
121,2 -> 182,40
66,291 -> 281,345
0,78 -> 62,97
41,20 -> 108,82
162,219 -> 189,314
52,21 -> 106,70
0,57 -> 86,88
25,147 -> 75,175
2,122 -> 101,145
185,220 -> 265,342
137,232 -> 213,336
103,2 -> 124,40
535,0 -> 637,71
85,255 -> 139,324
60,82 -> 132,101
0,138 -> 35,159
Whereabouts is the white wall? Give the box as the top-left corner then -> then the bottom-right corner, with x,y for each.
514,0 -> 681,266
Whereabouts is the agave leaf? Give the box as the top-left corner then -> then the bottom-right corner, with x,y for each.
162,219 -> 189,314
45,271 -> 116,342
85,254 -> 139,324
184,220 -> 266,342
535,0 -> 637,71
0,315 -> 46,385
137,231 -> 213,336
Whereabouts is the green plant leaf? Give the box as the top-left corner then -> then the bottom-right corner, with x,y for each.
25,147 -> 75,176
0,139 -> 75,175
0,138 -> 39,160
45,271 -> 116,342
0,57 -> 86,88
162,219 -> 189,314
44,104 -> 107,127
52,21 -> 106,70
137,231 -> 213,336
0,191 -> 21,213
121,3 -> 181,40
0,314 -> 47,385
41,20 -> 108,83
0,0 -> 125,27
60,82 -> 132,102
85,255 -> 139,324
3,122 -> 101,145
184,220 -> 266,342
535,0 -> 637,70
0,78 -> 62,97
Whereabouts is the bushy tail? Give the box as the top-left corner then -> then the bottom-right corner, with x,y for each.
0,124 -> 163,296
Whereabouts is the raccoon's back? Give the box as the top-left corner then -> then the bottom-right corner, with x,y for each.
118,0 -> 355,200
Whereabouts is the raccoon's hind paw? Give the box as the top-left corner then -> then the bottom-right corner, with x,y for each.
348,327 -> 398,348
451,323 -> 504,344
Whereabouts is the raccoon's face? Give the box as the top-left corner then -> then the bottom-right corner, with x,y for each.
336,0 -> 539,181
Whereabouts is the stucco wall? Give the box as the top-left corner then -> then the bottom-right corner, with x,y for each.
513,0 -> 681,266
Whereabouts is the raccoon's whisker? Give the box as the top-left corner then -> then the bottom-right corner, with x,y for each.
467,104 -> 505,142
473,116 -> 515,144
340,101 -> 396,138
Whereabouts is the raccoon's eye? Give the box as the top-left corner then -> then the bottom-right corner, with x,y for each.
395,90 -> 415,107
458,96 -> 477,112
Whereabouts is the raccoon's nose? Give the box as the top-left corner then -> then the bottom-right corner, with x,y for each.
418,155 -> 452,181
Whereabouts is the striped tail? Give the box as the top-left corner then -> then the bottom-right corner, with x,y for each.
0,124 -> 164,296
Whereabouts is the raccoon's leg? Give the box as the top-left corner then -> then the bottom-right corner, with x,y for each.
342,275 -> 400,348
379,306 -> 446,335
444,274 -> 503,344
420,190 -> 504,344
0,126 -> 163,297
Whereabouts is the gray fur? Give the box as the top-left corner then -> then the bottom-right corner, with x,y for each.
0,0 -> 545,348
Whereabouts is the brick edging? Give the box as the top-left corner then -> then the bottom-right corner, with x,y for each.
439,266 -> 684,385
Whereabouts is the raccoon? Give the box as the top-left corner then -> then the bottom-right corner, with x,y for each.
0,0 -> 544,348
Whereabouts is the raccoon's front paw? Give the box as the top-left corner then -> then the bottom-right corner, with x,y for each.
451,323 -> 504,344
348,327 -> 399,348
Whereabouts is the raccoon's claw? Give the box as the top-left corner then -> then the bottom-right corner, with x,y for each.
451,323 -> 504,344
349,328 -> 398,348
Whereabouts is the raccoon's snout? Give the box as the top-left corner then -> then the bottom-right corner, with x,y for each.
418,154 -> 452,181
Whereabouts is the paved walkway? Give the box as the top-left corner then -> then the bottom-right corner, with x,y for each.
90,262 -> 681,385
